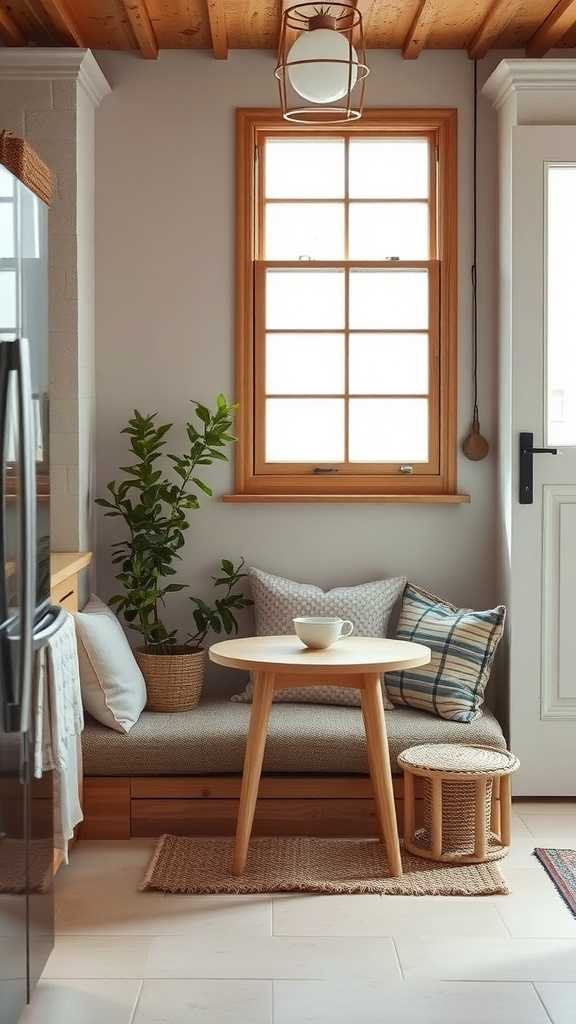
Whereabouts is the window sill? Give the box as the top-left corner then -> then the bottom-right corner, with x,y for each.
222,493 -> 471,504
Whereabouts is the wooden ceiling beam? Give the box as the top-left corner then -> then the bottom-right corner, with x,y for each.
403,0 -> 437,59
0,2 -> 26,44
120,0 -> 158,59
206,0 -> 228,59
468,0 -> 521,59
526,0 -> 576,56
37,0 -> 85,47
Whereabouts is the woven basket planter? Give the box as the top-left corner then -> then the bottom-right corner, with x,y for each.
136,646 -> 205,713
0,131 -> 53,205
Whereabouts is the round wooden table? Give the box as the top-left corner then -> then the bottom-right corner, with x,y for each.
209,635 -> 431,878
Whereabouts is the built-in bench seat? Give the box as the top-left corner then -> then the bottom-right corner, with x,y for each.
80,699 -> 506,840
83,699 -> 506,776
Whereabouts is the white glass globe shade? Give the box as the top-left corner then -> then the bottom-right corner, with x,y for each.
287,29 -> 358,104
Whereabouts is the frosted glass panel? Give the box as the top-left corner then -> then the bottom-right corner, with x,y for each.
547,164 -> 576,446
349,139 -> 429,199
265,139 -> 345,198
0,204 -> 14,258
265,203 -> 345,259
0,271 -> 17,329
266,269 -> 345,329
349,399 -> 428,462
349,333 -> 428,394
266,333 -> 345,394
266,398 -> 345,462
349,270 -> 428,329
349,203 -> 428,259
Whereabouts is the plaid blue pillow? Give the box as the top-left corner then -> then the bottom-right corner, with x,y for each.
385,584 -> 506,723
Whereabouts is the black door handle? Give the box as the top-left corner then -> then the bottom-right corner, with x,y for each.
519,431 -> 559,504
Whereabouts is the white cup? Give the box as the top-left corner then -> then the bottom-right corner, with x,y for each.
293,616 -> 354,650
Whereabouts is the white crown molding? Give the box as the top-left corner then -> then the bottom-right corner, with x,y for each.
0,49 -> 111,106
483,58 -> 576,110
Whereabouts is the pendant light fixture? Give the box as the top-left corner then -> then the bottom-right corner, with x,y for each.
275,3 -> 369,123
463,59 -> 490,462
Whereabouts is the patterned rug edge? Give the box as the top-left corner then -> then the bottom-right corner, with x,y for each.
534,847 -> 576,918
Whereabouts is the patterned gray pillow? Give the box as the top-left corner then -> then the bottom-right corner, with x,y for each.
231,567 -> 406,708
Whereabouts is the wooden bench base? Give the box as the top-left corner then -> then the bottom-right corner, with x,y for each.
80,775 -> 501,841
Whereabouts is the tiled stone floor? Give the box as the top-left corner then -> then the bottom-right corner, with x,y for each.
21,801 -> 576,1023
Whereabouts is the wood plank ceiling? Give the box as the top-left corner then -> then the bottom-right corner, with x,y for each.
0,0 -> 575,60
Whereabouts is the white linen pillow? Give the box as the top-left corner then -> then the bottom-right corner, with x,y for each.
74,595 -> 147,734
231,567 -> 406,708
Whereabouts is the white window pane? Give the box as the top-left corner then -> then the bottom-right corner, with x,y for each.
266,333 -> 345,394
349,139 -> 429,199
547,165 -> 576,446
265,139 -> 345,198
349,333 -> 428,394
0,271 -> 17,329
349,398 -> 429,462
266,269 -> 345,330
0,166 -> 13,198
349,270 -> 428,330
266,398 -> 345,462
0,204 -> 15,258
265,203 -> 345,259
349,203 -> 428,259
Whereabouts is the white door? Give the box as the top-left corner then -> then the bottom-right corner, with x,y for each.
510,127 -> 576,795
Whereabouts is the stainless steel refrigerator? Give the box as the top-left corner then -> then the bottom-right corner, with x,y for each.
0,161 -> 68,1022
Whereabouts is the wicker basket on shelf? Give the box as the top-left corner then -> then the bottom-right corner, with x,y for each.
135,647 -> 205,713
0,131 -> 54,205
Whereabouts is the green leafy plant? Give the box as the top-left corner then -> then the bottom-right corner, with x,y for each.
96,396 -> 252,651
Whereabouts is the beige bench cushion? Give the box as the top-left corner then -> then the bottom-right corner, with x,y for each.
82,698 -> 506,777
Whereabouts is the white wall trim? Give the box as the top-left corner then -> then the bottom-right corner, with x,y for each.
541,484 -> 576,721
0,49 -> 110,106
483,59 -> 576,110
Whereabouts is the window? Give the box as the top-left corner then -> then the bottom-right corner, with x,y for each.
230,109 -> 459,502
546,163 -> 576,447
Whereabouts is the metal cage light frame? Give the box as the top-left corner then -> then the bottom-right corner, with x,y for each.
275,3 -> 369,124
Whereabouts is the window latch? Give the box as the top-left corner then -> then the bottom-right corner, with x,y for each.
400,465 -> 414,474
313,467 -> 339,474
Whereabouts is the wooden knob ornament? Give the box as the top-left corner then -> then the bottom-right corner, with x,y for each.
462,418 -> 489,461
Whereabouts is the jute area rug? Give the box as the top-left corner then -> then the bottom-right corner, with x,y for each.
142,835 -> 509,896
535,848 -> 576,917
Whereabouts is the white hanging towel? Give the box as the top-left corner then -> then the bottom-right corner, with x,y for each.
34,611 -> 84,862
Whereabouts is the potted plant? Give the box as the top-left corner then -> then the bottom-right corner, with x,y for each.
96,397 -> 252,711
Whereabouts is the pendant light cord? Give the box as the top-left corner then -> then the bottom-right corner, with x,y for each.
471,58 -> 479,428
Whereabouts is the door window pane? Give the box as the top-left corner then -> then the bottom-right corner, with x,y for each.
547,164 -> 576,446
265,203 -> 345,259
0,204 -> 15,258
349,139 -> 429,199
266,398 -> 345,461
349,333 -> 428,394
266,269 -> 345,330
0,271 -> 17,329
349,203 -> 428,259
349,398 -> 428,462
266,333 -> 345,394
265,139 -> 345,198
0,166 -> 13,197
349,270 -> 428,330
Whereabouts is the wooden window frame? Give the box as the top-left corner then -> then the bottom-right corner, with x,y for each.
226,107 -> 465,504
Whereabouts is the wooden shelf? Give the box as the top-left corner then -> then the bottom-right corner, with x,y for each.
222,493 -> 471,504
50,551 -> 92,589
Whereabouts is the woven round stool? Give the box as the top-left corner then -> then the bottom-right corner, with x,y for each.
398,744 -> 520,864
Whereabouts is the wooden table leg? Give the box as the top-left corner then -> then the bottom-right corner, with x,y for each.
232,671 -> 275,876
360,674 -> 403,878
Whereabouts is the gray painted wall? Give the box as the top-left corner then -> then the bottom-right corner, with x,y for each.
94,49 -> 501,695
